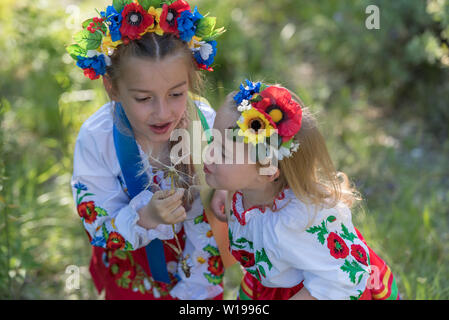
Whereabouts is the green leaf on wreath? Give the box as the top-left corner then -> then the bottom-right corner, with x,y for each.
327,215 -> 337,223
82,18 -> 93,29
67,44 -> 88,60
113,0 -> 132,12
195,17 -> 216,38
202,27 -> 226,42
73,30 -> 102,51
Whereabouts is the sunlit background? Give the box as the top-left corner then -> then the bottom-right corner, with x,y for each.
1,0 -> 448,299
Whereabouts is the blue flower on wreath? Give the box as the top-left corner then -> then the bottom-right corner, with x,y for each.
177,7 -> 203,42
74,181 -> 88,191
76,54 -> 108,76
101,5 -> 123,42
233,79 -> 262,105
193,40 -> 217,68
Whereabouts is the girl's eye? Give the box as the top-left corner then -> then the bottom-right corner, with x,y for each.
135,97 -> 151,102
170,92 -> 184,98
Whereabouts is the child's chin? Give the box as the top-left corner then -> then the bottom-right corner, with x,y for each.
205,174 -> 219,189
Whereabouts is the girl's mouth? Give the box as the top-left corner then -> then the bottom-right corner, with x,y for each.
149,122 -> 172,134
203,164 -> 212,174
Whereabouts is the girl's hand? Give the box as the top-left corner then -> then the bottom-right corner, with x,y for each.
210,189 -> 228,222
138,188 -> 186,229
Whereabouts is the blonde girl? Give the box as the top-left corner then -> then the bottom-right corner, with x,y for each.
207,80 -> 400,300
69,0 -> 234,300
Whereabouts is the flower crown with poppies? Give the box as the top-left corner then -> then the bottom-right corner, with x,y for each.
233,80 -> 303,160
66,0 -> 225,80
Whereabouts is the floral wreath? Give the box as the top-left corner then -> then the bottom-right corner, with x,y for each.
233,80 -> 303,160
66,0 -> 225,80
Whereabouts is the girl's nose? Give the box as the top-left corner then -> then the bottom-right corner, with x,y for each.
152,97 -> 171,121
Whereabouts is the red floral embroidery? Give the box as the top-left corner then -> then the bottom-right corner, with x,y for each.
327,232 -> 349,259
107,232 -> 126,250
351,244 -> 368,266
231,250 -> 255,268
202,209 -> 209,224
207,256 -> 224,277
77,201 -> 98,224
109,254 -> 136,281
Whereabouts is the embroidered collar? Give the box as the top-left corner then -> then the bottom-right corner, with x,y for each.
231,188 -> 290,226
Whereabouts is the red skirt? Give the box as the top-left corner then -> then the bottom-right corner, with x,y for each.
89,227 -> 223,300
238,272 -> 304,300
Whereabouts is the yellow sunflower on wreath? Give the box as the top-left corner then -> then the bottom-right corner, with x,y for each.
237,107 -> 277,145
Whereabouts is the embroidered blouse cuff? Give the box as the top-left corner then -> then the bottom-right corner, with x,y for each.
115,190 -> 174,249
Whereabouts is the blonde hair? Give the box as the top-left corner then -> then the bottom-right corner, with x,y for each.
223,85 -> 361,210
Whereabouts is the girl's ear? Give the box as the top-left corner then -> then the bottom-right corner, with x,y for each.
103,75 -> 118,101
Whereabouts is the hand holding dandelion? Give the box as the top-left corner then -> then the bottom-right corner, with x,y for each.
137,188 -> 186,230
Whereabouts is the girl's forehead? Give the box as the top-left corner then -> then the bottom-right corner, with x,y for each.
119,56 -> 189,91
214,107 -> 239,131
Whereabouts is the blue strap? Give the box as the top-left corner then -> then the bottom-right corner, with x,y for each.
112,102 -> 171,284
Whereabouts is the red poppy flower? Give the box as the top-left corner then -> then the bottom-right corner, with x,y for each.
231,250 -> 255,268
351,244 -> 368,266
120,3 -> 154,40
109,255 -> 136,281
207,256 -> 224,276
83,68 -> 100,80
253,86 -> 303,142
327,232 -> 349,259
77,201 -> 98,224
107,232 -> 126,250
160,0 -> 190,35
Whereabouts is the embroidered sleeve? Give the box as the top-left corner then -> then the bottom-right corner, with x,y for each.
170,200 -> 224,300
268,203 -> 371,300
71,126 -> 174,251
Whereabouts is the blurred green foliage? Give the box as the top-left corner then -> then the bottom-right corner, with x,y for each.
1,0 -> 448,299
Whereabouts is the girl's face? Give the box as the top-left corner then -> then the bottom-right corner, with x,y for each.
110,55 -> 189,147
203,106 -> 263,191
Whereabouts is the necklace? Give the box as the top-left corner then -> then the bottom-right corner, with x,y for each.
162,170 -> 191,278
